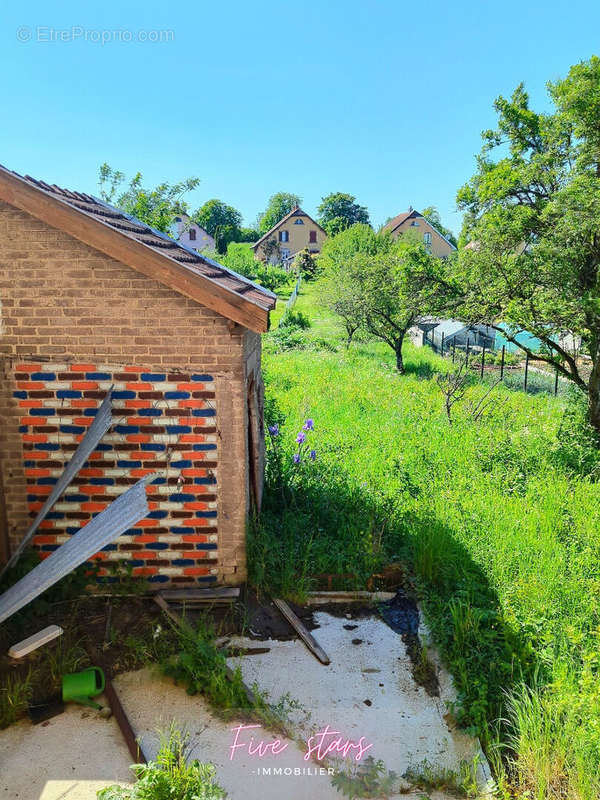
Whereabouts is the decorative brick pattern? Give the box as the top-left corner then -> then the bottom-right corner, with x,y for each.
14,361 -> 220,585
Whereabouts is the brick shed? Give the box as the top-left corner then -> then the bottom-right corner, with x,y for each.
0,166 -> 276,586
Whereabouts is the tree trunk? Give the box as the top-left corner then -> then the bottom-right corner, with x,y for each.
588,363 -> 600,435
394,337 -> 405,374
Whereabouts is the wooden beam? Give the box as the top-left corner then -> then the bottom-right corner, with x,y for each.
273,598 -> 330,665
86,640 -> 147,764
0,169 -> 269,333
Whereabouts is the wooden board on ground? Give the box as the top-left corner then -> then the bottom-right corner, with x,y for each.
273,598 -> 331,665
306,591 -> 396,604
9,625 -> 63,658
160,587 -> 239,602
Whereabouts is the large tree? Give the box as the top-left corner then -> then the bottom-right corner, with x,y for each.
321,225 -> 446,370
421,206 -> 457,247
98,164 -> 199,234
258,192 -> 302,233
317,192 -> 370,235
194,199 -> 243,254
456,56 -> 600,432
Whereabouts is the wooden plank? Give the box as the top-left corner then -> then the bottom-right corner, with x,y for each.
153,594 -> 256,705
306,591 -> 396,604
86,640 -> 147,764
160,587 -> 239,602
8,625 -> 63,658
0,168 -> 269,333
273,598 -> 330,665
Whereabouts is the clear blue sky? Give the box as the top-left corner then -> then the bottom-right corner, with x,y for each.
1,1 -> 598,237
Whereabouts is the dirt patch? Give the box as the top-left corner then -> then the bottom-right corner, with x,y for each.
244,591 -> 318,640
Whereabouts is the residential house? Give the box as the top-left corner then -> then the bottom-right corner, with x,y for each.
0,165 -> 276,585
171,214 -> 215,252
252,206 -> 327,266
382,208 -> 456,258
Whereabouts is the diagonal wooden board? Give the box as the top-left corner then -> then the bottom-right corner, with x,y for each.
273,598 -> 330,665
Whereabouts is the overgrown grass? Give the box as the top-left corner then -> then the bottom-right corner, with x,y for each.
249,279 -> 600,799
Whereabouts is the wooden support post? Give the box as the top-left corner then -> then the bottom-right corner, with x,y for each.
441,332 -> 445,356
500,345 -> 505,381
466,338 -> 470,367
524,351 -> 530,391
480,344 -> 486,378
555,367 -> 559,396
452,340 -> 456,363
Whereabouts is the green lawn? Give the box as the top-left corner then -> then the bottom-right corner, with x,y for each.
253,279 -> 600,799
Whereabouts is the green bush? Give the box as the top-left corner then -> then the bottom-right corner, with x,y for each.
279,309 -> 311,330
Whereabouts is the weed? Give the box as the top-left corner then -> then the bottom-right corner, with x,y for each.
0,668 -> 34,728
403,759 -> 479,797
331,756 -> 398,799
97,723 -> 227,799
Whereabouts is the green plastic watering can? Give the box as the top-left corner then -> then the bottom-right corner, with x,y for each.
62,666 -> 105,709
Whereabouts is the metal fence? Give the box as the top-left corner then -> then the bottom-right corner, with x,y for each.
278,275 -> 302,327
423,328 -> 566,397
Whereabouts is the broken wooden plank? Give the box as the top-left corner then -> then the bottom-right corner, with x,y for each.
1,389 -> 114,577
8,625 -> 63,658
160,587 -> 239,602
153,594 -> 257,705
273,598 -> 330,665
0,476 -> 152,625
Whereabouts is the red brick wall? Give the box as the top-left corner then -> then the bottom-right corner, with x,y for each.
0,201 -> 257,584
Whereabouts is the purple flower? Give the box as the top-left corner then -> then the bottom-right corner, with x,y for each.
309,450 -> 316,461
268,424 -> 279,437
293,453 -> 301,464
296,431 -> 306,444
303,419 -> 314,431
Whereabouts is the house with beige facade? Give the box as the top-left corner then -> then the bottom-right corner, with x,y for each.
0,165 -> 276,586
382,208 -> 456,258
252,206 -> 327,266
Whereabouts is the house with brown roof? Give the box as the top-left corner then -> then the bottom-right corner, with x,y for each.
382,208 -> 456,258
0,165 -> 276,586
252,206 -> 327,266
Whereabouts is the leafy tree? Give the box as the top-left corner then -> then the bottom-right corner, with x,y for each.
194,199 -> 242,238
239,226 -> 260,242
317,192 -> 370,235
421,206 -> 457,247
258,192 -> 302,233
194,199 -> 243,253
456,56 -> 600,433
98,164 -> 200,234
321,225 -> 446,367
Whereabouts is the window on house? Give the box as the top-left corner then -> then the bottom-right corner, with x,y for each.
279,230 -> 289,242
189,228 -> 196,241
309,230 -> 317,243
424,232 -> 432,252
411,220 -> 420,226
294,219 -> 304,224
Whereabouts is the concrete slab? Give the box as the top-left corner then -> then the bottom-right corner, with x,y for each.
0,702 -> 132,799
0,609 -> 491,799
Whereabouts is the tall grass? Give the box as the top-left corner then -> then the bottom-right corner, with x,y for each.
250,279 -> 600,798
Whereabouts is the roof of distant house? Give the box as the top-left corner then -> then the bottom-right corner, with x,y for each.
382,209 -> 457,250
252,206 -> 327,250
0,165 -> 275,332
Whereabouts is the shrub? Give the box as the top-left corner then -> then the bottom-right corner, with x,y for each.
97,725 -> 227,799
279,309 -> 311,330
255,264 -> 289,292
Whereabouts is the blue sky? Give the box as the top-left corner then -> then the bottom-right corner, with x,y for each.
1,1 -> 598,237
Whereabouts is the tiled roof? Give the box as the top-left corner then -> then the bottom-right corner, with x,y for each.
381,211 -> 415,232
0,166 -> 276,314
